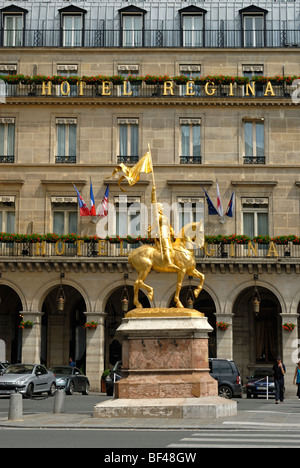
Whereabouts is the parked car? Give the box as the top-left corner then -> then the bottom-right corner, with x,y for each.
245,368 -> 275,399
209,358 -> 243,399
105,361 -> 126,396
0,361 -> 10,375
0,364 -> 56,398
50,366 -> 90,395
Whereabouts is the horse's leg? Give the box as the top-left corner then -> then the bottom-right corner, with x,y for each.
173,270 -> 185,308
133,267 -> 153,308
187,267 -> 205,298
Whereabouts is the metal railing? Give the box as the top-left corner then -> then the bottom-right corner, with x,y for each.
0,240 -> 298,259
1,29 -> 300,49
1,82 -> 294,99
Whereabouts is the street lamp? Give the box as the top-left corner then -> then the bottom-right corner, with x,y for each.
252,274 -> 261,315
57,273 -> 66,312
121,273 -> 129,313
186,276 -> 195,310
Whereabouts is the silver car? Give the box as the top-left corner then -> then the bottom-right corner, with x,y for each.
0,364 -> 56,398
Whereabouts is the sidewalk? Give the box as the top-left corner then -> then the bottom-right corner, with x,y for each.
1,398 -> 300,430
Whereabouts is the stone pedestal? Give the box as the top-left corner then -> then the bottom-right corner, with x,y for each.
116,308 -> 217,399
94,308 -> 237,419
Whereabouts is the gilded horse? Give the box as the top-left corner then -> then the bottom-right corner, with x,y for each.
128,221 -> 205,309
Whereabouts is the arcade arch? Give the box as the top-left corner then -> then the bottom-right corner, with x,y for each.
0,284 -> 23,363
104,285 -> 150,368
232,285 -> 282,380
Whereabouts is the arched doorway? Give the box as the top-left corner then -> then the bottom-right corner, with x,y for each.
169,287 -> 217,357
0,285 -> 22,363
104,286 -> 150,368
42,285 -> 87,370
233,286 -> 281,380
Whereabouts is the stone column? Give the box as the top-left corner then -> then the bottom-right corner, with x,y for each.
215,313 -> 234,360
280,313 -> 299,396
21,311 -> 43,364
47,314 -> 67,367
84,311 -> 106,392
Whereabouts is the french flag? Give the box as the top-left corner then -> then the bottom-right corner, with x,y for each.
98,186 -> 109,219
225,192 -> 235,218
74,185 -> 91,217
216,182 -> 223,217
90,179 -> 96,217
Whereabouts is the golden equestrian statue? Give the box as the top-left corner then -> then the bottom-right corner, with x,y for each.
107,147 -> 205,310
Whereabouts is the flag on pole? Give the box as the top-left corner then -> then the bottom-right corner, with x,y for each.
90,179 -> 96,216
201,186 -> 219,216
107,151 -> 153,191
73,185 -> 91,217
98,185 -> 109,219
225,192 -> 235,218
216,181 -> 223,217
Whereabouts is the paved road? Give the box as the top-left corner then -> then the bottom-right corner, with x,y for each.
168,429 -> 300,448
1,394 -> 300,449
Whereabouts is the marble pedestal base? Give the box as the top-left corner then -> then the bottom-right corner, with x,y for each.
93,308 -> 237,419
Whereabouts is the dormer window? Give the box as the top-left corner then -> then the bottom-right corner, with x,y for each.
179,6 -> 207,47
239,5 -> 268,47
59,5 -> 87,47
0,5 -> 28,47
119,5 -> 147,47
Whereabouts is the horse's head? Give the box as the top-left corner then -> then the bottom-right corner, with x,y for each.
176,220 -> 204,250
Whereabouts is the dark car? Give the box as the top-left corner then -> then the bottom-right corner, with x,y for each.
105,361 -> 126,396
209,358 -> 243,399
245,368 -> 275,399
50,366 -> 90,395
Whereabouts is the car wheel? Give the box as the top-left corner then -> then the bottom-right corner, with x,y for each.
247,392 -> 252,399
82,382 -> 90,396
26,383 -> 34,399
218,385 -> 233,399
48,382 -> 56,397
67,381 -> 75,396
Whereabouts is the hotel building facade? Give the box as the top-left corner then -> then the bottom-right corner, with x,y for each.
0,0 -> 300,394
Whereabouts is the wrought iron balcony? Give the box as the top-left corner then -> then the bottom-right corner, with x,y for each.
180,156 -> 202,164
244,156 -> 266,165
117,155 -> 139,164
0,155 -> 14,163
55,155 -> 76,164
1,29 -> 300,49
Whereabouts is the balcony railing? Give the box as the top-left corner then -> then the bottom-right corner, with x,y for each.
1,83 -> 294,100
117,155 -> 139,164
55,155 -> 76,164
0,240 -> 298,260
1,29 -> 300,49
244,156 -> 266,165
180,156 -> 202,164
0,155 -> 14,163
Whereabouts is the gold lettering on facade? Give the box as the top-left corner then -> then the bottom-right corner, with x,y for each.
205,82 -> 216,96
264,81 -> 275,96
41,81 -> 52,96
204,242 -> 215,256
75,239 -> 84,256
77,81 -> 86,96
163,81 -> 174,96
55,241 -> 65,256
267,241 -> 279,257
123,81 -> 133,96
186,81 -> 195,96
245,82 -> 255,96
248,241 -> 258,257
97,239 -> 108,256
102,81 -> 111,96
60,81 -> 70,96
36,241 -> 46,256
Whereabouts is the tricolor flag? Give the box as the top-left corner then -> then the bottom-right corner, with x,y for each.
98,185 -> 109,219
201,186 -> 219,216
216,181 -> 224,217
90,179 -> 96,217
225,192 -> 235,218
74,184 -> 91,217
